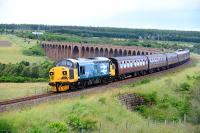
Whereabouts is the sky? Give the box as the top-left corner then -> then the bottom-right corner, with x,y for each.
0,0 -> 200,31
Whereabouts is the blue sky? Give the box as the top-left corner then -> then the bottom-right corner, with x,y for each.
0,0 -> 200,31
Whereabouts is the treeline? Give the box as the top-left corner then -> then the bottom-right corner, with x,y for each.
1,24 -> 200,43
0,61 -> 54,82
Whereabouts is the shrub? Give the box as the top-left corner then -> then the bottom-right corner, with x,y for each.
186,75 -> 192,80
105,115 -> 114,122
0,61 -> 53,82
179,82 -> 191,91
142,91 -> 157,104
98,97 -> 106,104
67,115 -> 97,132
0,119 -> 12,133
23,44 -> 45,56
140,79 -> 151,84
48,122 -> 68,133
135,105 -> 147,113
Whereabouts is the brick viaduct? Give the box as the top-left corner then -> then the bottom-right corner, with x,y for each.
41,41 -> 160,61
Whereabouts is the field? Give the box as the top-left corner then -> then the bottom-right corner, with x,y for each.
0,35 -> 47,63
0,54 -> 200,132
0,82 -> 49,101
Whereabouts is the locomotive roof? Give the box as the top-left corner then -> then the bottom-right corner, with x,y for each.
60,57 -> 110,64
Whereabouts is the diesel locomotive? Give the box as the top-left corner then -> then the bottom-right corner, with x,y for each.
49,49 -> 190,92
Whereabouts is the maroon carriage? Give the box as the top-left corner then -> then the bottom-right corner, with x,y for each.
146,54 -> 167,71
110,56 -> 148,78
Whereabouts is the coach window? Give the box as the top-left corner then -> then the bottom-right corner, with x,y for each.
120,62 -> 123,69
130,61 -> 133,67
127,61 -> 130,68
139,60 -> 142,66
137,60 -> 140,67
124,61 -> 126,68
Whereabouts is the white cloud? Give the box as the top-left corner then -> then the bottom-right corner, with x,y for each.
0,0 -> 199,30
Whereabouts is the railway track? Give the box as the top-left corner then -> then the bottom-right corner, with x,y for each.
0,92 -> 55,106
0,60 -> 192,112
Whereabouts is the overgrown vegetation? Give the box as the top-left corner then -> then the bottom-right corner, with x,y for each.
48,122 -> 69,133
135,92 -> 190,121
188,80 -> 200,124
23,44 -> 45,56
68,115 -> 97,132
0,61 -> 54,82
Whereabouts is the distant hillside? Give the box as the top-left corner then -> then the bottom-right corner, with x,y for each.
1,24 -> 200,43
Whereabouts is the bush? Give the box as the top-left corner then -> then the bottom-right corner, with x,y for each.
0,61 -> 53,82
140,79 -> 151,84
0,119 -> 12,133
135,105 -> 147,113
49,122 -> 68,133
98,97 -> 106,104
67,115 -> 97,132
179,82 -> 191,91
23,44 -> 45,56
142,91 -> 157,104
135,92 -> 190,121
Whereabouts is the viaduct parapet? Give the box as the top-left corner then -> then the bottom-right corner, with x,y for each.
41,41 -> 160,61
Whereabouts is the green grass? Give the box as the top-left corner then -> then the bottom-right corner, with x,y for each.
0,55 -> 200,132
0,82 -> 49,101
0,34 -> 48,64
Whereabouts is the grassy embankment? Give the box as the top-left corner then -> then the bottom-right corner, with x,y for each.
0,83 -> 49,101
0,34 -> 47,64
0,54 -> 199,133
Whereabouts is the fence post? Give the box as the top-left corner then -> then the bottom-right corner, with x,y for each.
99,122 -> 101,133
164,120 -> 167,125
126,121 -> 128,131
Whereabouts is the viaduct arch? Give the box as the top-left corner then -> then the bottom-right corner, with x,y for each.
41,41 -> 160,61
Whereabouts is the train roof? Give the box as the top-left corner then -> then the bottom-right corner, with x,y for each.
175,49 -> 190,54
110,56 -> 147,62
145,53 -> 166,58
58,57 -> 110,64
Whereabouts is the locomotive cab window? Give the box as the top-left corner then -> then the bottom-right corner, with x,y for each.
66,61 -> 73,68
56,60 -> 67,66
80,66 -> 85,75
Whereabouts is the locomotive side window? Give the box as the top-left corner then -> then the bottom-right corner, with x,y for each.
80,66 -> 85,75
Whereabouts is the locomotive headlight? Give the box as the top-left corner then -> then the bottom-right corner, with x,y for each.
62,71 -> 67,75
49,72 -> 54,76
